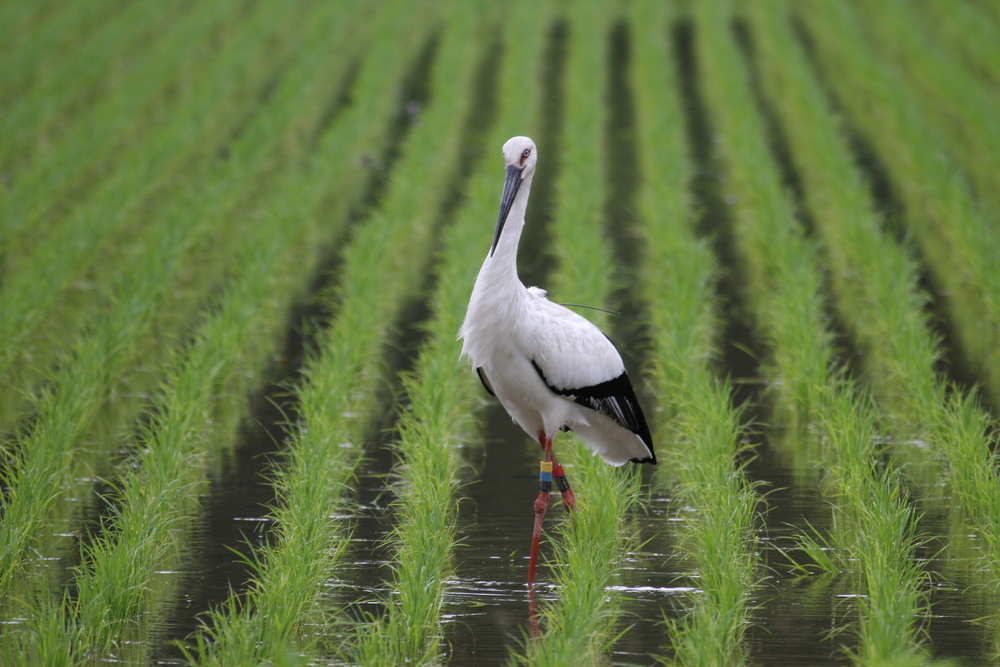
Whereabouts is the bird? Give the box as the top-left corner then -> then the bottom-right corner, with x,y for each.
459,136 -> 656,590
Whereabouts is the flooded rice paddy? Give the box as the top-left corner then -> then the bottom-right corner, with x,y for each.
3,0 -> 1000,664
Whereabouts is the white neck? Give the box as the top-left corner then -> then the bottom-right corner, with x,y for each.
480,174 -> 533,286
459,173 -> 535,362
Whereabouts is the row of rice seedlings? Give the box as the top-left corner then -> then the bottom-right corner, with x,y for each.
852,0 -> 1000,224
4,4 -> 371,662
0,0 -> 69,55
10,187 -> 316,667
912,1 -> 1000,85
0,1 -> 295,430
744,2 -> 1000,585
628,2 -> 761,663
788,0 -> 1000,591
0,0 -> 260,263
0,1 -> 240,264
739,4 -> 941,439
794,1 -> 1000,408
693,1 -> 832,427
348,1 -> 556,663
512,4 -> 647,664
750,2 -> 1000,652
0,1 -> 188,180
0,2 -> 312,600
182,6 -> 449,663
693,0 -> 927,659
0,0 -> 119,107
935,395 -> 1000,588
817,386 -> 928,664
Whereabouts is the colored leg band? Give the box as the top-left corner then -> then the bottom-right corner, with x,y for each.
552,464 -> 571,492
539,461 -> 553,491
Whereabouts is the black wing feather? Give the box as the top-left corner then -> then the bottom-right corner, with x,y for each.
475,366 -> 496,397
531,359 -> 655,464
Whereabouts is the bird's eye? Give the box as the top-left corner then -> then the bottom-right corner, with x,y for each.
522,149 -> 531,158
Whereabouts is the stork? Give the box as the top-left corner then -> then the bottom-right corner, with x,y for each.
459,136 -> 655,590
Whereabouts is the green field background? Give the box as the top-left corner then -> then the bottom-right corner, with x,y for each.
2,0 -> 999,664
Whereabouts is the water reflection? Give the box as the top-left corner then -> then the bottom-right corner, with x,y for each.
138,391 -> 996,666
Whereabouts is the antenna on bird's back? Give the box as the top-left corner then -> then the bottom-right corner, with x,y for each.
558,303 -> 620,316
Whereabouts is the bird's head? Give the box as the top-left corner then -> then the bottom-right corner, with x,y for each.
502,136 -> 537,179
491,136 -> 537,256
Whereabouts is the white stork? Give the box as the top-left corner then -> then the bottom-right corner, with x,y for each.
459,136 -> 655,587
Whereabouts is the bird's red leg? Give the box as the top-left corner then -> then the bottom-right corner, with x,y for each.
527,432 -> 553,588
537,436 -> 576,512
550,455 -> 576,512
527,431 -> 555,636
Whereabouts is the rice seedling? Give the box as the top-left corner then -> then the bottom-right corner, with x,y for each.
348,2 -> 557,663
508,4 -> 652,663
817,385 -> 928,664
2,1 -> 998,662
0,0 -> 121,109
747,4 -> 1000,649
0,1 -> 302,431
4,4 -> 371,662
693,0 -> 833,428
183,6 -> 478,663
740,3 -> 941,435
853,0 -> 1000,224
0,2 -> 239,260
0,0 -> 324,600
0,2 -> 190,180
912,1 -> 1000,85
629,2 -> 762,663
693,1 -> 928,660
794,0 -> 1000,408
932,392 -> 1000,589
514,457 -> 643,666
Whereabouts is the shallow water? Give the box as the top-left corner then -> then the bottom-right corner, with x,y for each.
19,345 -> 986,667
25,383 -> 992,666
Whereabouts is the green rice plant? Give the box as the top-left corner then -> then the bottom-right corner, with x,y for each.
514,455 -> 643,666
745,1 -> 1000,595
348,1 -> 556,663
912,1 -> 1000,86
0,2 -> 238,264
508,3 -> 651,662
795,0 -> 1000,409
0,2 -> 190,182
0,0 -> 120,107
781,521 -> 842,576
0,0 -> 316,601
933,394 -> 1000,586
693,0 -> 833,427
5,4 -> 372,662
741,3 -> 941,436
695,1 -> 929,661
182,6 -> 476,664
818,385 -> 928,664
852,0 -> 1000,224
0,1 -> 294,431
0,1 -> 69,58
628,1 -> 761,664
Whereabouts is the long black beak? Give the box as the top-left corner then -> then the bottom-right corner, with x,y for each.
490,164 -> 523,256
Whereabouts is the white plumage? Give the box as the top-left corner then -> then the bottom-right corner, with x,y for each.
460,136 -> 655,467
